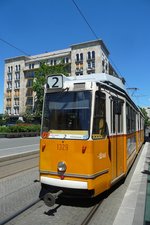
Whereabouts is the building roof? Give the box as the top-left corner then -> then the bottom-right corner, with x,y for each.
71,39 -> 110,56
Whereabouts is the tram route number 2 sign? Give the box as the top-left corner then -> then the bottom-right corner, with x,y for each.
47,75 -> 63,89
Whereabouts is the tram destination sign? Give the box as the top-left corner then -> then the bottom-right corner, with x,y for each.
47,75 -> 63,89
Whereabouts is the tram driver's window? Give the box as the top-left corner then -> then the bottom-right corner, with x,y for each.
92,92 -> 106,139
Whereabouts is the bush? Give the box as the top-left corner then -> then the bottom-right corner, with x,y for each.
0,124 -> 41,133
0,126 -> 9,133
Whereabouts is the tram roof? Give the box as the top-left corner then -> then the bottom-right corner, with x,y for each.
64,73 -> 143,114
65,73 -> 126,92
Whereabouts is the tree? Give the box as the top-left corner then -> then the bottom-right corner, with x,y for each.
140,108 -> 150,128
33,62 -> 70,116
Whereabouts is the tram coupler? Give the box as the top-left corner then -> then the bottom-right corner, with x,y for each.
43,190 -> 63,207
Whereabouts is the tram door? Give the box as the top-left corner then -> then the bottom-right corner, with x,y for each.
110,98 -> 124,181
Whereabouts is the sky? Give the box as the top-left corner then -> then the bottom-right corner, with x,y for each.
0,0 -> 150,113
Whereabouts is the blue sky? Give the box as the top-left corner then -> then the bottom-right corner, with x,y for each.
0,0 -> 150,113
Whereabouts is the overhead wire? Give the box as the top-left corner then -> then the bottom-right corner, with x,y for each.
71,0 -> 99,40
71,0 -> 123,78
0,37 -> 30,56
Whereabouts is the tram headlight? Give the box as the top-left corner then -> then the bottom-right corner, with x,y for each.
57,161 -> 67,172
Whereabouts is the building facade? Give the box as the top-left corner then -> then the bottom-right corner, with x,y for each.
3,39 -> 118,117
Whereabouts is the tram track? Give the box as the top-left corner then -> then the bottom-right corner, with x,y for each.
0,152 -> 39,179
1,197 -> 104,225
0,165 -> 41,225
80,200 -> 103,225
0,198 -> 41,225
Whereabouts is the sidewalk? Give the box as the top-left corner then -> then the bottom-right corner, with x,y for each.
113,142 -> 150,225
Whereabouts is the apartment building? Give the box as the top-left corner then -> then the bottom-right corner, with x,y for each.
4,39 -> 118,117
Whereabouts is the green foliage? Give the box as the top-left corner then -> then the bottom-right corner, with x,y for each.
0,126 -> 9,133
0,117 -> 4,126
140,108 -> 150,128
2,113 -> 10,125
22,111 -> 41,124
0,124 -> 40,133
33,62 -> 70,116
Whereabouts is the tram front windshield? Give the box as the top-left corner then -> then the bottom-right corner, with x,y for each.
41,91 -> 91,139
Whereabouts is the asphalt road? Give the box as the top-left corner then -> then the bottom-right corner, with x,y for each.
0,136 -> 40,158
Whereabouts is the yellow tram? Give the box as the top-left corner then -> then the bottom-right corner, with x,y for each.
39,73 -> 144,206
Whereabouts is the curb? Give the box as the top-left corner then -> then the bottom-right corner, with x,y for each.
0,150 -> 39,162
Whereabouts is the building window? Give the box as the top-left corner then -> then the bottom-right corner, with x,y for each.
80,53 -> 83,61
26,79 -> 33,87
76,54 -> 79,62
15,81 -> 20,89
26,97 -> 33,105
50,60 -> 53,66
7,74 -> 12,81
7,82 -> 12,90
26,89 -> 33,96
7,90 -> 12,97
87,52 -> 91,60
87,61 -> 95,69
92,51 -> 95,59
24,71 -> 35,78
15,65 -> 20,71
88,61 -> 91,69
15,72 -> 20,80
8,66 -> 13,73
6,99 -> 11,107
6,107 -> 11,114
14,99 -> 19,106
29,63 -> 34,69
14,90 -> 19,97
92,61 -> 95,68
14,107 -> 19,115
63,57 -> 69,64
87,51 -> 95,60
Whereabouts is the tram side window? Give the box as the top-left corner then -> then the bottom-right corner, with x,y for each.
117,102 -> 123,133
126,103 -> 136,134
92,92 -> 106,139
110,99 -> 123,133
110,100 -> 115,133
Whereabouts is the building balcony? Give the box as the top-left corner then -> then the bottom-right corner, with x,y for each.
14,95 -> 19,99
86,67 -> 95,72
7,79 -> 12,82
75,59 -> 83,64
7,80 -> 12,83
26,85 -> 33,89
26,93 -> 33,97
6,96 -> 12,99
14,78 -> 20,81
14,104 -> 19,107
7,87 -> 12,91
7,71 -> 12,75
14,87 -> 20,90
86,57 -> 95,61
75,68 -> 83,72
23,67 -> 36,72
26,102 -> 33,106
